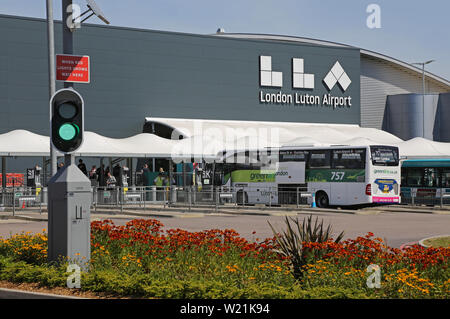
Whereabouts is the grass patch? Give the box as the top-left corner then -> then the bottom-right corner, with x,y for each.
424,236 -> 450,248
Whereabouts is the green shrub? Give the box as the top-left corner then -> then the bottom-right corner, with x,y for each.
268,215 -> 344,279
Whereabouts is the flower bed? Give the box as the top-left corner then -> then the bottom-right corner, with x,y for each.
0,219 -> 448,298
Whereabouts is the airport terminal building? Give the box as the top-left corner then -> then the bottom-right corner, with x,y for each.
0,14 -> 449,173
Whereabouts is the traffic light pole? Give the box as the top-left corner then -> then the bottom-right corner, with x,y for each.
46,0 -> 58,176
62,0 -> 75,166
62,0 -> 74,90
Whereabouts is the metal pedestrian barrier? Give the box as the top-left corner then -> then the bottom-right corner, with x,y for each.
2,184 -> 450,216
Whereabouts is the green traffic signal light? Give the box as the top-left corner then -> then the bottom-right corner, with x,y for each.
58,123 -> 79,141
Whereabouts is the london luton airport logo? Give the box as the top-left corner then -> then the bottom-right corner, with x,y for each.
258,56 -> 353,108
323,61 -> 352,92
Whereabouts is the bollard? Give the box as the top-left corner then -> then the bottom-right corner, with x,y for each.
311,192 -> 316,208
163,188 -> 166,209
171,186 -> 177,204
151,186 -> 156,202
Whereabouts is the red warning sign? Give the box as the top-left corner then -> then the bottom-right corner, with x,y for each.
56,54 -> 90,83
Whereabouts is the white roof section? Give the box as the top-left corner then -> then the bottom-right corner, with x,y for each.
397,137 -> 450,159
0,130 -> 212,160
2,125 -> 450,160
145,117 -> 403,147
0,130 -> 50,157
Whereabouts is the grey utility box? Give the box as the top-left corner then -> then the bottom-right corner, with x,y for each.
48,163 -> 91,266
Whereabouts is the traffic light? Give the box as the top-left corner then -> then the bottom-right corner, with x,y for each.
50,88 -> 84,153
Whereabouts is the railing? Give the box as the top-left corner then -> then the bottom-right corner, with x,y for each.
0,185 -> 312,212
0,187 -> 47,215
400,187 -> 450,208
3,185 -> 450,216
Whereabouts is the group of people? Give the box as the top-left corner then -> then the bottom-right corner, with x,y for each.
57,159 -> 118,188
88,164 -> 125,188
142,164 -> 172,187
58,159 -> 174,189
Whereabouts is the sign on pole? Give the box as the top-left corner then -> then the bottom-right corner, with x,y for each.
56,54 -> 90,83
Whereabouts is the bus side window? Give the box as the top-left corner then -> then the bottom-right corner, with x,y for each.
332,151 -> 345,169
441,169 -> 450,188
401,168 -> 407,186
406,168 -> 423,187
308,150 -> 331,169
331,149 -> 365,169
424,168 -> 438,187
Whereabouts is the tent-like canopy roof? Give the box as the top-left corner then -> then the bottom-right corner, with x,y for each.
0,130 -> 213,159
0,130 -> 50,157
2,123 -> 450,161
397,137 -> 450,159
145,117 -> 403,146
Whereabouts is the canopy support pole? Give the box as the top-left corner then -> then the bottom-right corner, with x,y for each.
127,158 -> 132,186
42,156 -> 46,186
1,157 -> 6,207
182,161 -> 186,187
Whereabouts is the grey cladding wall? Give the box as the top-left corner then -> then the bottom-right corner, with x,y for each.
383,93 -> 450,141
361,56 -> 449,130
0,15 -> 360,139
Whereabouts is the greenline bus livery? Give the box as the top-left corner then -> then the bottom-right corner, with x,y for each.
209,145 -> 400,207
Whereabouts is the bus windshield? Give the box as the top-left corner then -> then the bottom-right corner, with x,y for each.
370,146 -> 399,166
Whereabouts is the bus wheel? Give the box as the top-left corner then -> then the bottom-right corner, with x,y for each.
315,191 -> 329,208
236,190 -> 248,205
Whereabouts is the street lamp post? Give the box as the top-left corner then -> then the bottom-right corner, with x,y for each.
46,0 -> 58,177
412,60 -> 435,138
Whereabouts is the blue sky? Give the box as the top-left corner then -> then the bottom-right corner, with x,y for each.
1,0 -> 449,80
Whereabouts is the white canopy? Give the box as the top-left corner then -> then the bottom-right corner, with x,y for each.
0,130 -> 226,160
2,123 -> 450,160
396,137 -> 450,159
0,130 -> 183,159
145,117 -> 403,146
0,130 -> 50,157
